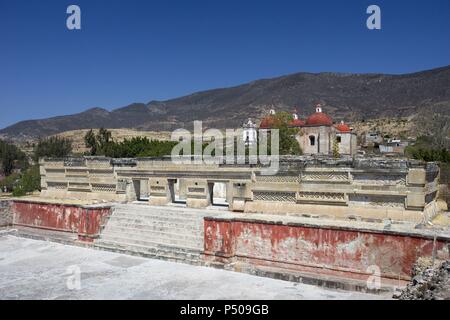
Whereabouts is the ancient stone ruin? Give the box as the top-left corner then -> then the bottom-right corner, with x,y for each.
4,155 -> 449,294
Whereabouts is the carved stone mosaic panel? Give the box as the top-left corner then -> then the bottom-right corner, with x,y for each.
91,184 -> 116,193
253,191 -> 296,202
301,172 -> 349,182
256,176 -> 299,183
298,192 -> 346,203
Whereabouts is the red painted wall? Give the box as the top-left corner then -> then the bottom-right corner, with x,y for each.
204,218 -> 449,281
78,207 -> 111,242
12,201 -> 111,242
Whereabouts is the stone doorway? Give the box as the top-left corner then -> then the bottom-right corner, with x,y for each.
133,179 -> 149,201
208,181 -> 229,207
168,179 -> 187,206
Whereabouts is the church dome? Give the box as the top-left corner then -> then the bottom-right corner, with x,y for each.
289,118 -> 305,127
259,116 -> 275,129
306,111 -> 333,126
305,105 -> 333,126
335,121 -> 351,133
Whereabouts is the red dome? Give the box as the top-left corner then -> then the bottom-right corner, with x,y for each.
306,112 -> 333,126
289,118 -> 305,127
335,122 -> 351,133
259,116 -> 275,129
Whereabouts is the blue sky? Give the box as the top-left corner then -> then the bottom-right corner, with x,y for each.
0,0 -> 449,129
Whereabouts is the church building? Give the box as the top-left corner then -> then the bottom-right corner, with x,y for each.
258,104 -> 357,156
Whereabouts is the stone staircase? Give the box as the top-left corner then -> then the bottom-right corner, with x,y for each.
94,204 -> 220,265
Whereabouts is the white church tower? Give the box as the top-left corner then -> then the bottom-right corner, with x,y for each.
242,118 -> 257,146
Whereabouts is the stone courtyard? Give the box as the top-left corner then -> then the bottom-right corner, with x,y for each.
0,235 -> 385,300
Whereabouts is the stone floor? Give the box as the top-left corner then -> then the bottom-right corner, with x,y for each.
0,235 -> 389,300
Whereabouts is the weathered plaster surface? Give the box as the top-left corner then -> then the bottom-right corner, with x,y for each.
0,236 -> 385,300
12,201 -> 111,242
0,200 -> 12,227
204,214 -> 450,282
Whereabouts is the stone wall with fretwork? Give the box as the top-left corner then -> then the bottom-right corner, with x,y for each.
39,156 -> 440,223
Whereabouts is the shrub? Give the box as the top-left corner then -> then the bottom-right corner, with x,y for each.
0,172 -> 21,192
12,166 -> 41,197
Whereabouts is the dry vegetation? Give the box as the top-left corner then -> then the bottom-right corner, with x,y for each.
54,129 -> 173,154
350,117 -> 417,140
12,129 -> 172,155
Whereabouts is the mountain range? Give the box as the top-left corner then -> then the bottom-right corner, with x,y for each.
1,65 -> 449,140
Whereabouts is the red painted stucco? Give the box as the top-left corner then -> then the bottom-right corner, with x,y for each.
11,200 -> 450,284
12,201 -> 111,242
78,207 -> 111,242
204,218 -> 449,282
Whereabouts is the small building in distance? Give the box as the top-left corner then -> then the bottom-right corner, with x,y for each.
364,132 -> 383,147
242,118 -> 257,146
259,104 -> 357,156
379,139 -> 409,155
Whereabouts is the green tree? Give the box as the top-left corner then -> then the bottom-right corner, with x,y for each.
1,145 -> 15,176
111,137 -> 177,158
34,136 -> 73,161
84,129 -> 98,156
97,128 -> 113,152
266,111 -> 302,155
84,128 -> 115,156
0,140 -> 28,176
84,129 -> 178,158
405,136 -> 450,163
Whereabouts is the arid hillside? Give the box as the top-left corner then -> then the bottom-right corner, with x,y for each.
1,65 -> 449,141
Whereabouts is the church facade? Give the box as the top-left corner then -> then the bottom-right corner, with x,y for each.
258,104 -> 357,156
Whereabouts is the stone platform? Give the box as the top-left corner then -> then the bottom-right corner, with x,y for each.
95,204 -> 223,265
0,235 -> 386,300
5,198 -> 450,294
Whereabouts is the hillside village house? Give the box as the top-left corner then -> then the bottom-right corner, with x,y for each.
256,104 -> 357,156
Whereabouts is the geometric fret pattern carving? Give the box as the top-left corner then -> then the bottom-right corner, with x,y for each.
91,184 -> 116,193
256,176 -> 299,183
253,191 -> 296,202
301,172 -> 348,182
298,192 -> 345,203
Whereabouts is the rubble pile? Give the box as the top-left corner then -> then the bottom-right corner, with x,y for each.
397,259 -> 450,300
